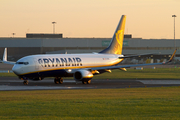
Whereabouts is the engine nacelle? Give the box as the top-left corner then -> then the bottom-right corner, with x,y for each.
74,70 -> 93,81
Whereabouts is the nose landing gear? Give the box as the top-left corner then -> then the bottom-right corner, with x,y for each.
20,77 -> 29,85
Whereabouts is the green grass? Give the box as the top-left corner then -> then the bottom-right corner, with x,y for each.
1,68 -> 180,79
0,87 -> 180,119
0,72 -> 16,77
94,68 -> 180,80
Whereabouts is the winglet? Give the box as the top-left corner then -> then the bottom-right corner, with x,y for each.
167,49 -> 177,63
3,48 -> 7,61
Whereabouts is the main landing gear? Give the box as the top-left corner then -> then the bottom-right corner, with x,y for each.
54,77 -> 63,84
23,80 -> 29,85
82,80 -> 91,84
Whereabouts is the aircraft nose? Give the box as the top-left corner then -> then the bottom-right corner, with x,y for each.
12,65 -> 21,75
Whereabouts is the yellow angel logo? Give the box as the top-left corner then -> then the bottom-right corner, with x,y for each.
115,30 -> 123,45
115,30 -> 123,54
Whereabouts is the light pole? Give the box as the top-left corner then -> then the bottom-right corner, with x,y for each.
52,22 -> 56,34
172,15 -> 177,48
12,33 -> 15,38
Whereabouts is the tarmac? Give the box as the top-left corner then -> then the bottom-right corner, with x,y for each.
0,77 -> 180,91
0,63 -> 180,91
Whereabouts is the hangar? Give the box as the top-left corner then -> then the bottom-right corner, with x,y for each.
0,35 -> 179,63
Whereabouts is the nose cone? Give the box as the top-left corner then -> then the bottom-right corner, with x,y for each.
12,65 -> 21,75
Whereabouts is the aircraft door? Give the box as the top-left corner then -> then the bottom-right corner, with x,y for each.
34,58 -> 39,70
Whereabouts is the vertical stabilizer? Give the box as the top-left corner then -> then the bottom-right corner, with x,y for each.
100,15 -> 126,54
2,48 -> 15,65
3,48 -> 7,61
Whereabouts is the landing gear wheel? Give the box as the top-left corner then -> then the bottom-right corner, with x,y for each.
82,80 -> 87,84
23,80 -> 28,85
54,77 -> 63,84
59,78 -> 63,84
54,78 -> 59,84
87,80 -> 91,84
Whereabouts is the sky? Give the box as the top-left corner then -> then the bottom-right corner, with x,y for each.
0,0 -> 180,39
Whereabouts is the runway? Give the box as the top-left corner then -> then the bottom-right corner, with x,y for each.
0,77 -> 180,91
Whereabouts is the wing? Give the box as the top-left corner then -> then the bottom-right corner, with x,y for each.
92,49 -> 177,71
119,53 -> 154,59
2,48 -> 15,65
92,62 -> 163,71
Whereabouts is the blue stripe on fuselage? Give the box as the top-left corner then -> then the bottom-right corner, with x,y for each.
19,69 -> 73,79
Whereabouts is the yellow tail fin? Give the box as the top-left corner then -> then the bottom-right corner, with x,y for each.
100,15 -> 126,54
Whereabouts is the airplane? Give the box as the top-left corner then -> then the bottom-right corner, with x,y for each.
1,15 -> 176,85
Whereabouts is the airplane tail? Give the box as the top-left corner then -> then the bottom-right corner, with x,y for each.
3,48 -> 7,61
100,15 -> 126,54
2,48 -> 15,65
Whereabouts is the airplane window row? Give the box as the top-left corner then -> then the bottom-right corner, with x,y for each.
16,62 -> 29,65
43,63 -> 82,67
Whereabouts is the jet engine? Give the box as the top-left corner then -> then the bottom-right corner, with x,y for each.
74,70 -> 93,81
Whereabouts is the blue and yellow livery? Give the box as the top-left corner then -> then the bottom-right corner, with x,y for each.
1,15 -> 176,85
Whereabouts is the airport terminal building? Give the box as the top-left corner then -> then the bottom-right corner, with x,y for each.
0,34 -> 179,63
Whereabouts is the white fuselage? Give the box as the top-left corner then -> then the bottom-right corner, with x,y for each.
12,53 -> 124,77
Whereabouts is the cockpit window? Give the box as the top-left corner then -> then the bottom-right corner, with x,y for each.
24,62 -> 29,65
16,62 -> 29,65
